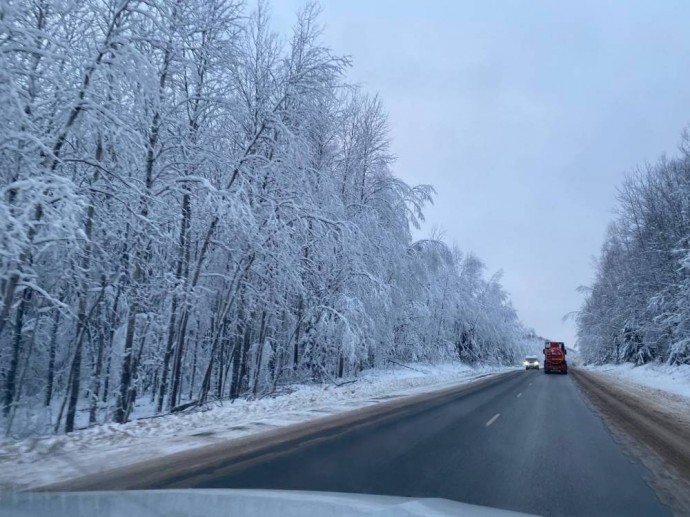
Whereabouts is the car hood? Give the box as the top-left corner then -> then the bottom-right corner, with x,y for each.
4,489 -> 536,517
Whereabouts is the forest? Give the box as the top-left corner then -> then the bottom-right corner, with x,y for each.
577,131 -> 690,366
0,0 -> 527,437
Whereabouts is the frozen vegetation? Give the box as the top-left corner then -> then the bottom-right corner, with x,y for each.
0,0 -> 531,439
577,129 -> 690,367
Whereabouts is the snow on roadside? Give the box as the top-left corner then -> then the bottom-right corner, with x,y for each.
0,362 -> 512,492
585,363 -> 690,401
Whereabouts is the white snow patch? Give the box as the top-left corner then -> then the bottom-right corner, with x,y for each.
0,362 -> 512,492
585,363 -> 690,401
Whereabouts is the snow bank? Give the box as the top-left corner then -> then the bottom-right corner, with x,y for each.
585,363 -> 690,400
0,362 -> 511,491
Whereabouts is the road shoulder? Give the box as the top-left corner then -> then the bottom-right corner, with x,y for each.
0,363 -> 510,492
572,368 -> 690,515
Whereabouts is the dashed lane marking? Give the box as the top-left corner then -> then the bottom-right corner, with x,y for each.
485,413 -> 501,427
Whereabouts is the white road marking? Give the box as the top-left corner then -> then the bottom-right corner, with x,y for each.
485,413 -> 501,427
517,392 -> 522,398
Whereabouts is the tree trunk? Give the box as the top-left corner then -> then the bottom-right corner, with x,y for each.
5,308 -> 40,436
44,308 -> 61,407
157,296 -> 179,412
198,314 -> 231,404
114,303 -> 137,424
337,354 -> 344,379
168,191 -> 192,410
156,190 -> 191,412
229,322 -> 244,400
88,323 -> 105,425
293,297 -> 303,370
188,333 -> 199,400
0,274 -> 20,340
215,333 -> 223,400
102,350 -> 112,404
3,288 -> 30,416
229,350 -> 241,399
88,279 -> 108,425
65,199 -> 95,433
169,310 -> 189,410
252,311 -> 268,396
237,320 -> 252,395
64,324 -> 86,433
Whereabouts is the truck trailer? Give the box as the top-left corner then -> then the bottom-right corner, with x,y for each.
543,341 -> 568,374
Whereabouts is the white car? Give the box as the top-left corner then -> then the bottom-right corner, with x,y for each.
524,356 -> 540,370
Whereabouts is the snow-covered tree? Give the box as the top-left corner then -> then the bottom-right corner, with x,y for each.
0,0 -> 527,437
577,134 -> 690,366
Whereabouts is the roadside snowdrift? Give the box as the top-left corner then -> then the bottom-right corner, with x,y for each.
585,363 -> 690,401
0,362 -> 511,491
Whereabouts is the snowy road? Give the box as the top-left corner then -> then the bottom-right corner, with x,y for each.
152,370 -> 668,516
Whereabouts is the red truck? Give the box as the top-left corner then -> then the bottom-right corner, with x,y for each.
543,341 -> 568,374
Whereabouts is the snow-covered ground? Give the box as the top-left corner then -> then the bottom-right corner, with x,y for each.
585,363 -> 690,401
584,362 -> 690,433
0,362 -> 511,492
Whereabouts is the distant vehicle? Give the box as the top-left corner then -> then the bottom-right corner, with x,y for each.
524,356 -> 540,370
543,341 -> 568,374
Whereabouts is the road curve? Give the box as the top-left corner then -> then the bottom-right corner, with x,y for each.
158,370 -> 669,516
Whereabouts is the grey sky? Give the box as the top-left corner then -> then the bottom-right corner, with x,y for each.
274,1 -> 690,345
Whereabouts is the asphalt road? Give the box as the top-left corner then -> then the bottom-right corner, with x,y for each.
160,370 -> 669,516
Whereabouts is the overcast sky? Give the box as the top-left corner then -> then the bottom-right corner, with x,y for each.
274,0 -> 690,345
